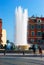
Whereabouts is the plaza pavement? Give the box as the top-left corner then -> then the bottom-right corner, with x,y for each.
0,50 -> 44,65
0,56 -> 44,65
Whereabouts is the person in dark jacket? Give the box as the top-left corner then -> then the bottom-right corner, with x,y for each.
32,44 -> 36,54
38,46 -> 42,57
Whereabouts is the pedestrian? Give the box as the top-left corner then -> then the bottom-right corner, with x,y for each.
38,46 -> 42,58
4,44 -> 7,55
32,44 -> 36,54
4,49 -> 6,55
23,51 -> 25,55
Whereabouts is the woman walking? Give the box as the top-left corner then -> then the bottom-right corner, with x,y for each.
38,46 -> 42,58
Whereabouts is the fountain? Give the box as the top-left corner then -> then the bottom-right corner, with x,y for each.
15,6 -> 29,50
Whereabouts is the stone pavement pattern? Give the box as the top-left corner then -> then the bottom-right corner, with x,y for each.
0,56 -> 44,65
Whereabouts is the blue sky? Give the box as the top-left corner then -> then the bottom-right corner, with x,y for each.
0,0 -> 44,43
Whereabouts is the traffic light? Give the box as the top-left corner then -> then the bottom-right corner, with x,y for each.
42,33 -> 44,40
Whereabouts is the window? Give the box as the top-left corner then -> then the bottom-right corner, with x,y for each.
28,24 -> 35,30
43,40 -> 44,43
37,39 -> 41,43
42,25 -> 44,29
37,19 -> 41,24
31,31 -> 35,36
37,31 -> 42,36
37,24 -> 41,29
37,39 -> 42,44
42,32 -> 44,40
31,25 -> 34,30
31,39 -> 34,42
27,39 -> 31,43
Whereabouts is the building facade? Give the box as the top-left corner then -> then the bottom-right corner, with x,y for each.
27,17 -> 44,45
1,29 -> 6,46
0,19 -> 2,44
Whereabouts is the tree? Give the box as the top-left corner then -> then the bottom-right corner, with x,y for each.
6,40 -> 16,50
6,40 -> 10,44
4,44 -> 7,50
10,42 -> 15,50
0,44 -> 3,49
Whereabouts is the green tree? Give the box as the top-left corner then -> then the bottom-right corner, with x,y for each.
0,44 -> 3,49
6,40 -> 10,44
10,42 -> 15,50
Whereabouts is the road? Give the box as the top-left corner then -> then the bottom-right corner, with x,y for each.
0,56 -> 44,65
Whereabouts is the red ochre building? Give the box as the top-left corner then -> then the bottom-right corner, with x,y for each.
27,17 -> 44,46
0,19 -> 2,44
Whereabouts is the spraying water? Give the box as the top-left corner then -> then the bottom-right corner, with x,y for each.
15,6 -> 28,46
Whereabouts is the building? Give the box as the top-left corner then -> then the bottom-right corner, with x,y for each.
27,17 -> 44,46
0,19 -> 2,44
1,29 -> 6,46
